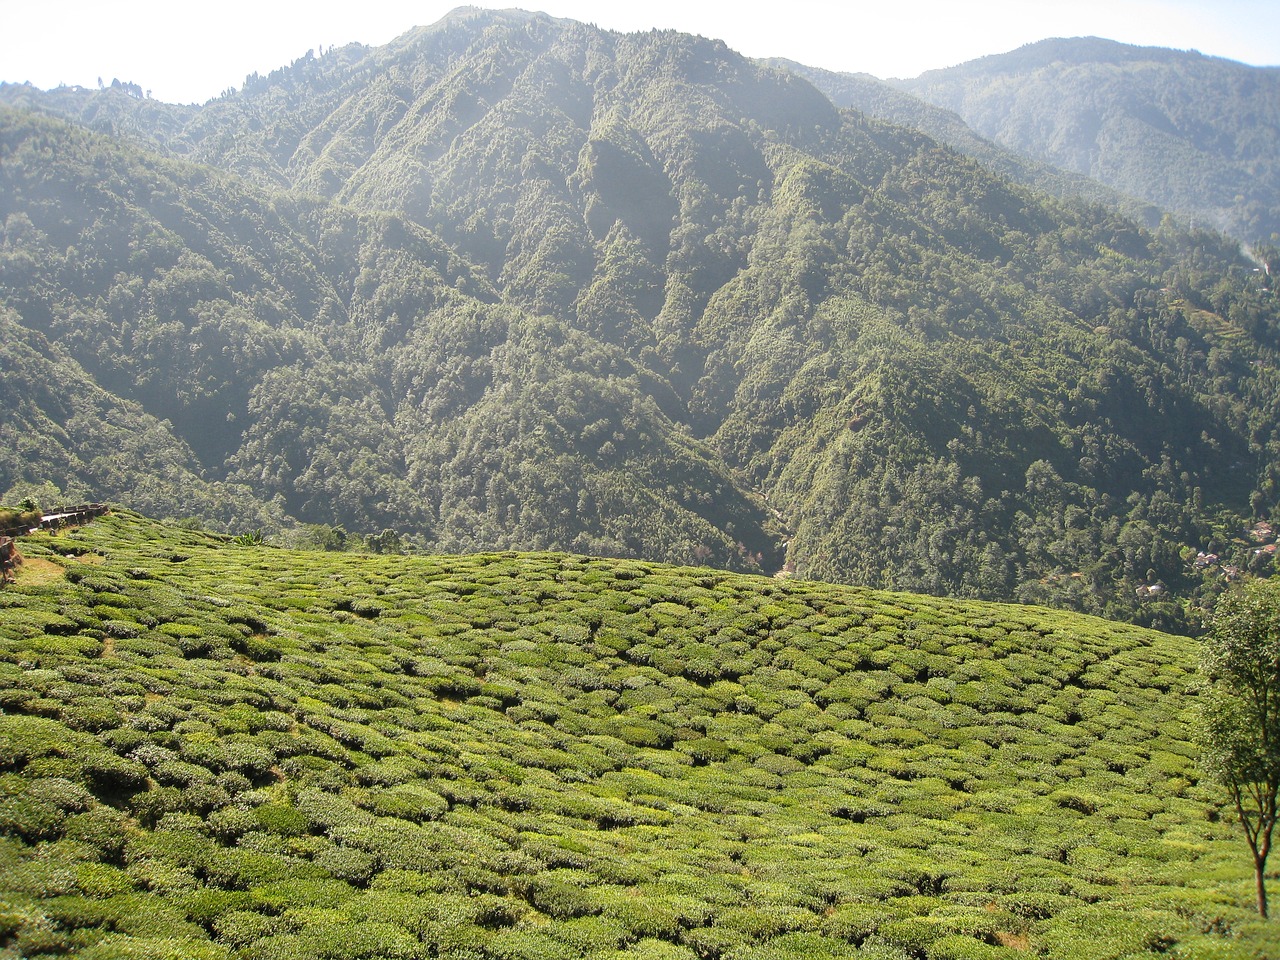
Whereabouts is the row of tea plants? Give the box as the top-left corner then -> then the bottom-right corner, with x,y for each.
0,512 -> 1272,958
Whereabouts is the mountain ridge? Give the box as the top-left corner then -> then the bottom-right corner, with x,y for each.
1,10 -> 1278,629
770,58 -> 1163,229
894,36 -> 1280,244
916,35 -> 1279,74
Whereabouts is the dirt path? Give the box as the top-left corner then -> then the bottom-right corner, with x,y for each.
11,557 -> 66,586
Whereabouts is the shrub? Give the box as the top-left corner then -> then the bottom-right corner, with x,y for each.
547,914 -> 631,953
213,908 -> 282,947
11,921 -> 74,957
64,806 -> 130,861
180,887 -> 260,927
368,784 -> 450,821
313,843 -> 378,885
130,787 -> 187,827
486,928 -> 580,960
285,920 -> 422,960
207,805 -> 259,841
204,847 -> 321,890
595,938 -> 698,960
253,802 -> 310,837
825,903 -> 910,945
75,934 -> 231,959
1035,909 -> 1181,959
735,931 -> 860,959
714,905 -> 820,939
529,875 -> 602,919
678,736 -> 731,765
154,759 -> 215,787
72,861 -> 136,898
924,934 -> 1023,959
0,793 -> 66,841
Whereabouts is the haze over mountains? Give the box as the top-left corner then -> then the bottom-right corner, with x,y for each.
896,37 -> 1280,246
2,7 -> 1279,630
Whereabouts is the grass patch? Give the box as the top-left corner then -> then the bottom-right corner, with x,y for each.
10,557 -> 68,587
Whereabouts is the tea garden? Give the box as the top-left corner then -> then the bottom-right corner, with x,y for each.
0,513 -> 1273,958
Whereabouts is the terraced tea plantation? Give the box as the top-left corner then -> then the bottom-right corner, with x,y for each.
0,514 -> 1272,958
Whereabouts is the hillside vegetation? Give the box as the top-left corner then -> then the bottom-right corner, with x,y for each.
3,10 -> 1280,629
0,513 -> 1274,959
895,38 -> 1280,246
772,60 -> 1161,229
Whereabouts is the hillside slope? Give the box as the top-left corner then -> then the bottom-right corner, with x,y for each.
0,104 -> 778,571
773,59 -> 1161,228
896,37 -> 1280,246
3,11 -> 1280,627
0,513 -> 1273,958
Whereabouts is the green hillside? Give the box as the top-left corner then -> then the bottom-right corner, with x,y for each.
896,38 -> 1280,246
0,103 -> 778,572
3,10 -> 1280,628
0,513 -> 1273,958
770,60 -> 1162,229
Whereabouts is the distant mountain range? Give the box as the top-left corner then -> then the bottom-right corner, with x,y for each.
892,37 -> 1280,246
2,8 -> 1278,630
771,58 -> 1163,228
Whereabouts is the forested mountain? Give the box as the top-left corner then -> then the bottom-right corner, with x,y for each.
894,37 -> 1280,246
0,104 -> 774,570
3,8 -> 1280,629
772,59 -> 1162,228
0,513 -> 1274,958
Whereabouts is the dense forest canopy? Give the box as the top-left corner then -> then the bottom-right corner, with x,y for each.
2,8 -> 1279,629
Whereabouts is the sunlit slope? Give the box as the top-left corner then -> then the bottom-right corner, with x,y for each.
897,38 -> 1280,245
0,514 -> 1270,958
6,13 -> 1280,623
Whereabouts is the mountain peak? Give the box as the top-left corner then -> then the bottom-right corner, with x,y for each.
915,34 -> 1277,79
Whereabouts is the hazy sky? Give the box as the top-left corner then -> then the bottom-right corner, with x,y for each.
3,0 -> 1277,105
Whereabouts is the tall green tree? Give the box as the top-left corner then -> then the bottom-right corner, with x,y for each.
1198,578 -> 1280,918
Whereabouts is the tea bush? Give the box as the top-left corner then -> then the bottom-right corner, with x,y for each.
0,514 -> 1269,958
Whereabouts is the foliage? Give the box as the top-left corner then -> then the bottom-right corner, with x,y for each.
1,12 -> 1279,629
896,37 -> 1280,246
0,512 -> 1273,957
779,57 -> 1162,231
1198,577 -> 1280,917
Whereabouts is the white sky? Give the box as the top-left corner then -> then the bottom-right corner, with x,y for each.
2,1 -> 1277,105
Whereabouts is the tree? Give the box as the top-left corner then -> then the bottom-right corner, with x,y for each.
299,523 -> 348,552
365,529 -> 405,554
1198,578 -> 1280,918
